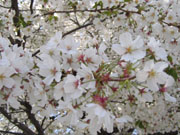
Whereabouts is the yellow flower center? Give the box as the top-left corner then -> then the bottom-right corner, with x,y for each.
67,58 -> 73,65
126,46 -> 132,53
66,45 -> 72,50
50,68 -> 57,76
0,74 -> 5,81
168,15 -> 173,21
148,70 -> 156,78
86,74 -> 92,80
49,50 -> 54,56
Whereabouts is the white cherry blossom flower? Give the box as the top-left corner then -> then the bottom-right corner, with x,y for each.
77,64 -> 95,89
84,48 -> 101,71
38,56 -> 62,85
62,53 -> 79,71
57,100 -> 83,126
147,37 -> 167,60
136,60 -> 174,91
112,32 -> 146,63
54,81 -> 65,100
63,74 -> 84,99
134,88 -> 153,102
60,35 -> 79,54
0,66 -> 15,89
165,10 -> 177,23
84,103 -> 113,135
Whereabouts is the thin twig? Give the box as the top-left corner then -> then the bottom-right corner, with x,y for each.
62,22 -> 93,38
41,7 -> 140,17
41,117 -> 46,128
30,0 -> 34,14
108,76 -> 136,82
0,4 -> 11,9
0,130 -> 24,135
32,21 -> 93,57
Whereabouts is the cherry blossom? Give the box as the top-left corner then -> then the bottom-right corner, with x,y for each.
63,74 -> 84,100
38,56 -> 62,85
0,0 -> 180,134
112,32 -> 146,63
0,66 -> 15,89
136,60 -> 174,91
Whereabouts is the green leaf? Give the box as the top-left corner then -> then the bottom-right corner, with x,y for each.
165,67 -> 178,81
93,1 -> 103,9
103,10 -> 118,16
124,0 -> 132,2
18,14 -> 31,28
68,1 -> 78,9
0,20 -> 3,27
167,55 -> 173,64
54,16 -> 58,21
48,15 -> 54,22
135,120 -> 145,129
48,15 -> 58,22
43,0 -> 48,3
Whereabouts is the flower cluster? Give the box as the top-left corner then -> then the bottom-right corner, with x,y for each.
0,0 -> 180,135
0,29 -> 179,134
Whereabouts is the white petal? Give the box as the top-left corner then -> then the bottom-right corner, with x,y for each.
0,82 -> 3,89
143,92 -> 153,102
120,32 -> 132,47
8,97 -> 21,109
95,106 -> 106,117
144,60 -> 154,71
116,115 -> 133,123
121,54 -> 133,62
39,68 -> 51,77
4,78 -> 14,88
89,117 -> 100,135
4,67 -> 16,77
155,48 -> 167,60
132,50 -> 146,60
147,78 -> 159,91
132,36 -> 144,49
43,76 -> 54,85
165,75 -> 174,87
112,44 -> 126,55
154,62 -> 168,72
64,85 -> 74,93
164,92 -> 176,102
136,71 -> 148,82
54,89 -> 63,100
55,72 -> 61,82
0,67 -> 6,74
156,72 -> 167,84
105,115 -> 113,133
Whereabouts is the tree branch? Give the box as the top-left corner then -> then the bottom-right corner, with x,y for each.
11,0 -> 20,37
30,0 -> 34,14
62,22 -> 93,38
0,107 -> 35,135
41,7 -> 140,17
32,21 -> 93,57
0,4 -> 11,9
0,130 -> 24,135
20,101 -> 44,135
162,21 -> 180,30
